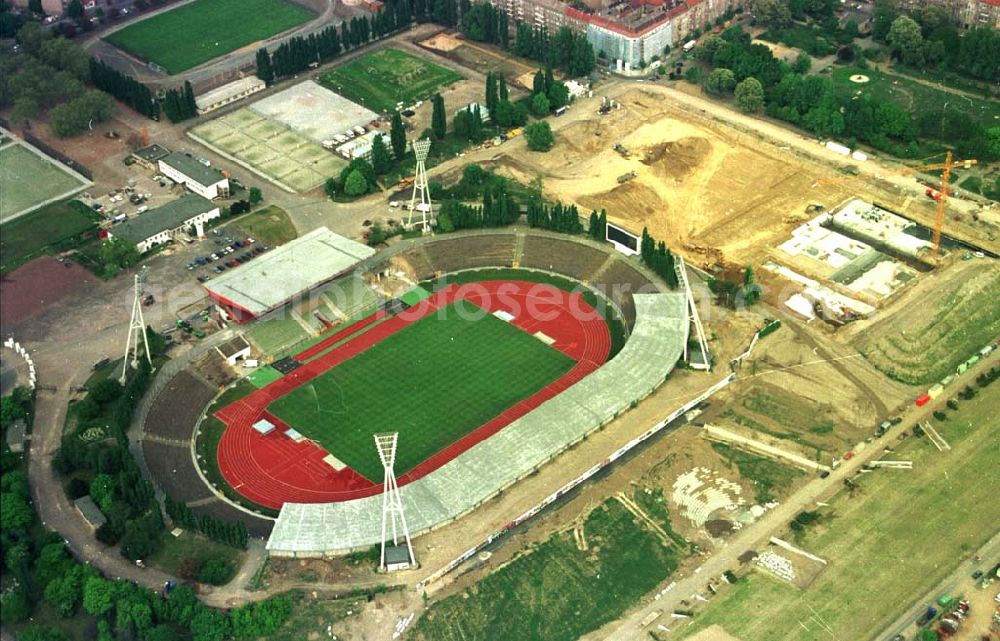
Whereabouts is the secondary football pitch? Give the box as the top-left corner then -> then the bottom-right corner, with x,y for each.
104,0 -> 313,74
318,48 -> 463,114
268,298 -> 575,481
0,141 -> 90,222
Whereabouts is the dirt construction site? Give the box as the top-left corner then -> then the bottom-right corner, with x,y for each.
490,87 -> 998,268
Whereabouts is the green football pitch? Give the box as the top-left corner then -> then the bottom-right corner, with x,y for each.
318,48 -> 463,114
267,300 -> 575,481
104,0 -> 313,74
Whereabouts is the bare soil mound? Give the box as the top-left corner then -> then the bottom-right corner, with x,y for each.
578,180 -> 664,222
641,136 -> 712,180
557,120 -> 613,155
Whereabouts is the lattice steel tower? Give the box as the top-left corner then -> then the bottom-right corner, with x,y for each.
374,432 -> 415,570
121,266 -> 152,382
406,139 -> 433,230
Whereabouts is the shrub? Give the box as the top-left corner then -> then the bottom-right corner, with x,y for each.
198,558 -> 234,585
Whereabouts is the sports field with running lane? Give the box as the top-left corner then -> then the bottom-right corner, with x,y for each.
267,298 -> 575,481
104,0 -> 313,74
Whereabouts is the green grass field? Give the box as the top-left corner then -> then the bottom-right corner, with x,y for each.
0,199 -> 99,273
222,205 -> 298,247
411,499 -> 687,641
268,299 -> 574,480
679,387 -> 1000,641
859,263 -> 1000,385
318,48 -> 463,114
830,66 -> 1000,134
0,144 -> 89,222
148,530 -> 244,583
104,0 -> 313,74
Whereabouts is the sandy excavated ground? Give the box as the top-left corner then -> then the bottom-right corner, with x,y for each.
505,89 -> 846,264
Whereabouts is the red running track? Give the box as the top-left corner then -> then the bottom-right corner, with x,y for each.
215,281 -> 611,509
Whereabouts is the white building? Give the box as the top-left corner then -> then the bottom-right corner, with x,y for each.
158,152 -> 230,199
196,77 -> 267,115
216,335 -> 252,366
336,130 -> 388,161
109,193 -> 221,253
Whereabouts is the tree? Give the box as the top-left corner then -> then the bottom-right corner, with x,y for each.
431,93 -> 446,139
82,576 -> 115,617
485,71 -> 498,116
29,0 -> 44,15
695,34 -> 724,62
872,0 -> 898,41
792,52 -> 812,74
532,69 -> 545,96
498,75 -> 508,102
531,92 -> 550,117
735,77 -> 765,112
703,68 -> 736,95
547,81 -> 570,110
90,378 -> 122,405
389,111 -> 407,160
67,0 -> 83,19
525,121 -> 554,151
0,585 -> 31,623
44,567 -> 85,617
887,15 -> 924,66
255,48 -> 273,84
344,169 -> 369,196
100,237 -> 140,272
370,134 -> 391,175
751,0 -> 790,28
338,158 -> 376,193
191,608 -> 231,641
198,559 -> 233,585
248,187 -> 263,204
0,492 -> 33,530
49,90 -> 116,137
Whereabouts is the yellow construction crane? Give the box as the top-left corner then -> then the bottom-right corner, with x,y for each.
815,152 -> 977,259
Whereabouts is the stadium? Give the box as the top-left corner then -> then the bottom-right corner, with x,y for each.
139,230 -> 692,558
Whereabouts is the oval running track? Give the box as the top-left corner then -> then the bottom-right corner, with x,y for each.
214,281 -> 611,509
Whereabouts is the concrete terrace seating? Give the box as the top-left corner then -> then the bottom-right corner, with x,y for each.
422,235 -> 517,274
394,246 -> 436,282
266,293 -> 688,555
591,259 -> 656,327
519,236 -> 610,283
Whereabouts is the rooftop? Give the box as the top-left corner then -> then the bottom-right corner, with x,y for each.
112,193 -> 217,245
74,495 -> 107,528
204,227 -> 376,317
133,144 -> 170,163
196,76 -> 265,110
217,334 -> 251,358
160,151 -> 226,187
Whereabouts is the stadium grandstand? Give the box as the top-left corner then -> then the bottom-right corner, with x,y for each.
265,292 -> 688,556
204,227 -> 375,322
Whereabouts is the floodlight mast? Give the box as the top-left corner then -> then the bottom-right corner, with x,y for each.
121,266 -> 153,383
406,139 -> 433,230
374,432 -> 415,570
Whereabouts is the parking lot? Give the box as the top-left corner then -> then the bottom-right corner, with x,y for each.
184,230 -> 270,285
